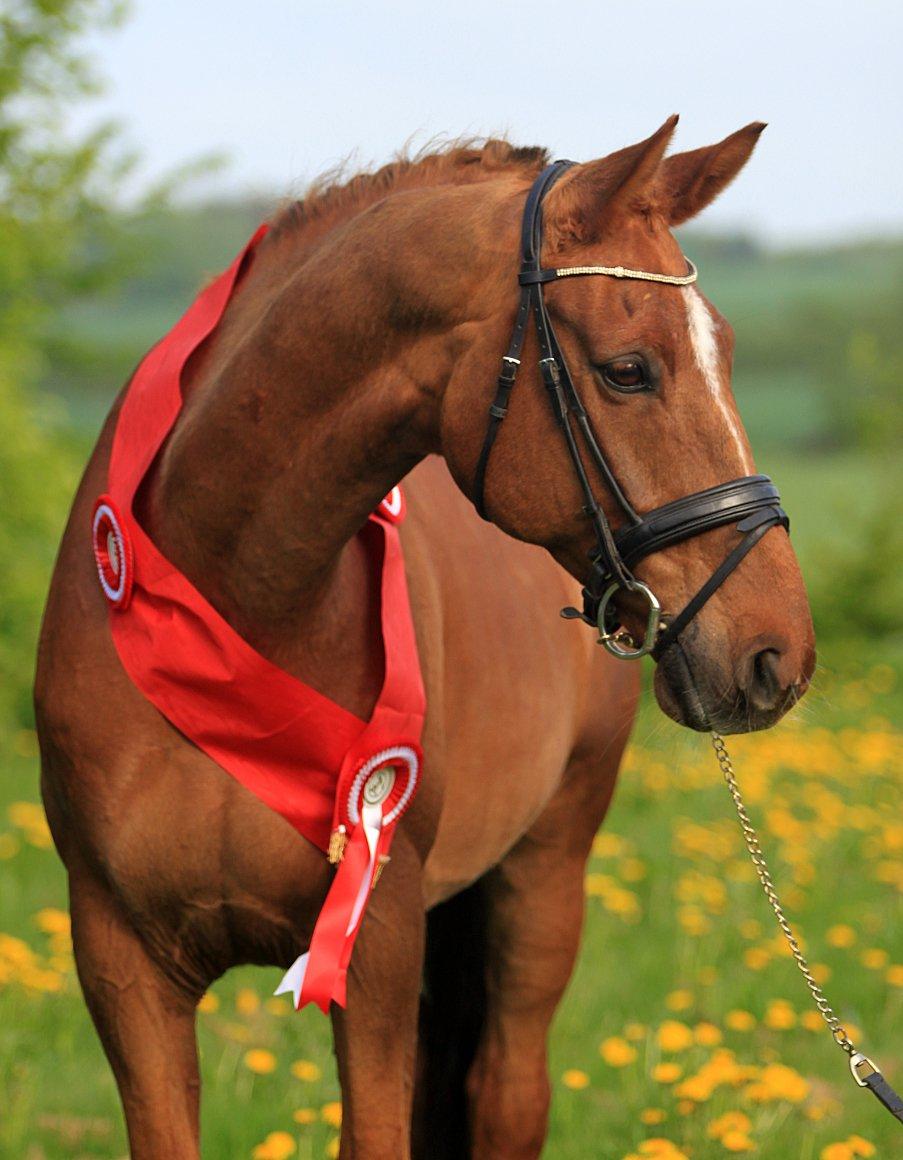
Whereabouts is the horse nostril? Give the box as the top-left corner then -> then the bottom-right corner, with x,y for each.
749,647 -> 782,711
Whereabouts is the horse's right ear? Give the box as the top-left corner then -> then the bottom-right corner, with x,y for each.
544,116 -> 679,248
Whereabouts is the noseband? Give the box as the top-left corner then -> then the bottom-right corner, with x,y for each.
473,160 -> 789,660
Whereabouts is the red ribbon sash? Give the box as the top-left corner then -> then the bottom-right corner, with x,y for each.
94,228 -> 426,1012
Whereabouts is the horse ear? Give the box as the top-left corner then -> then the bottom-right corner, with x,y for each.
657,122 -> 766,226
545,115 -> 680,246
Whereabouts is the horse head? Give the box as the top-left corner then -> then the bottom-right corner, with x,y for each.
440,118 -> 815,733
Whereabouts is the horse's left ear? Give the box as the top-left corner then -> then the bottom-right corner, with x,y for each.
657,122 -> 766,226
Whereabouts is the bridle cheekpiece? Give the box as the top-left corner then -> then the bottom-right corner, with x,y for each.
473,161 -> 788,660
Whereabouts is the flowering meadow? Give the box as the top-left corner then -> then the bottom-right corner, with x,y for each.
1,657 -> 900,1159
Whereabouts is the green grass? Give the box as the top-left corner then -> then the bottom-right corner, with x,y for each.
1,647 -> 901,1159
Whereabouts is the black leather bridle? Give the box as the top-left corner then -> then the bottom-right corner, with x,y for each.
473,160 -> 789,660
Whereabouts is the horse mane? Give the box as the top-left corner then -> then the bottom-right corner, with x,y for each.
269,137 -> 550,241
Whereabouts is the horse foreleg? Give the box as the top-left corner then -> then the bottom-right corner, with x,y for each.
467,750 -> 622,1160
69,865 -> 202,1160
331,834 -> 426,1159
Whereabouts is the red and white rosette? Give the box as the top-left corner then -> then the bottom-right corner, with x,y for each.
275,743 -> 421,1012
91,495 -> 134,610
377,485 -> 405,524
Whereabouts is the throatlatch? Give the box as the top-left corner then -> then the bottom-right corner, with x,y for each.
474,161 -> 788,660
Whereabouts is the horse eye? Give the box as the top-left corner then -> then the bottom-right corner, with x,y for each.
597,358 -> 650,394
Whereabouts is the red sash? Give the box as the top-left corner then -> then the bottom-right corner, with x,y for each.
92,227 -> 426,1012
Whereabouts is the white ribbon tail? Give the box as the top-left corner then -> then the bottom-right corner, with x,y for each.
274,952 -> 309,1008
345,802 -> 383,937
273,804 -> 381,1009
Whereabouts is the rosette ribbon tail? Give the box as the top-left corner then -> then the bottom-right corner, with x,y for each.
275,801 -> 384,1013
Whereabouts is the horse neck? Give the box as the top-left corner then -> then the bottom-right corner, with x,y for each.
144,183 -> 510,657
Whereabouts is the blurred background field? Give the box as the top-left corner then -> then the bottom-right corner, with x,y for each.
1,2 -> 901,1158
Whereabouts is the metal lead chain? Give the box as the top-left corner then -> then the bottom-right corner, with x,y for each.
709,731 -> 855,1054
711,731 -> 903,1124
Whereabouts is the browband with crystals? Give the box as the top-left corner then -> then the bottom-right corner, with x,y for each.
518,258 -> 698,287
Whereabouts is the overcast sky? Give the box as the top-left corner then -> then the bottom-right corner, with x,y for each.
74,0 -> 902,242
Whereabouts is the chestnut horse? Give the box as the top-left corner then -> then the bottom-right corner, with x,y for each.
35,118 -> 814,1158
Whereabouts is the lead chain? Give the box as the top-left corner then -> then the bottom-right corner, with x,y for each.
709,731 -> 855,1054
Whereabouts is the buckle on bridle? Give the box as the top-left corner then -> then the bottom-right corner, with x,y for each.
595,580 -> 662,660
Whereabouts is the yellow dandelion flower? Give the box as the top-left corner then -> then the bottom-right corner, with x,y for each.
725,1010 -> 756,1032
652,1063 -> 682,1083
593,832 -> 626,857
743,1081 -> 772,1103
673,1075 -> 713,1102
845,1135 -> 876,1157
600,1037 -> 637,1067
820,1145 -> 854,1160
811,963 -> 831,984
603,887 -> 642,919
265,998 -> 290,1016
676,1100 -> 695,1116
800,1011 -> 823,1032
657,1021 -> 694,1053
638,1139 -> 688,1157
694,1022 -> 722,1047
0,933 -> 36,966
291,1060 -> 322,1083
678,907 -> 710,936
708,1111 -> 752,1139
826,924 -> 856,949
34,908 -> 70,935
886,965 -> 903,986
22,967 -> 63,993
0,832 -> 20,860
293,1108 -> 317,1125
860,948 -> 888,970
585,872 -> 613,897
759,1063 -> 809,1102
198,992 -> 219,1014
764,1000 -> 796,1030
236,988 -> 261,1016
722,1130 -> 755,1152
7,801 -> 52,848
244,1049 -> 277,1075
625,1022 -> 647,1041
321,1102 -> 342,1128
743,947 -> 770,971
665,990 -> 693,1012
562,1069 -> 591,1089
326,1139 -> 340,1159
251,1131 -> 296,1160
640,1108 -> 667,1125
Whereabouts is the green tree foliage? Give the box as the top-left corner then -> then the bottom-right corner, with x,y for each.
788,285 -> 903,454
0,1 -> 128,725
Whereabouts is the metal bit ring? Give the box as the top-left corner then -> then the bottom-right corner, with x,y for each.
595,580 -> 662,660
